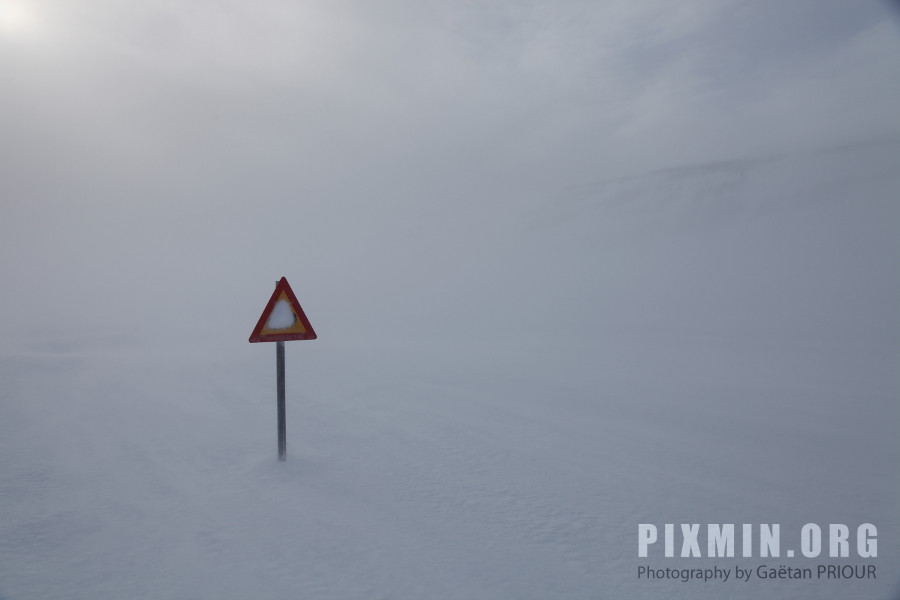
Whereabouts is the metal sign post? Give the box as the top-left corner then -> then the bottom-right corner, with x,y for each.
249,277 -> 317,461
276,340 -> 286,460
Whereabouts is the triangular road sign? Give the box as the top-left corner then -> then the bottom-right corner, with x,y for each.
249,277 -> 317,342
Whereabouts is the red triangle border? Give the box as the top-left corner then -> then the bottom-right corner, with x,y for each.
249,277 -> 317,342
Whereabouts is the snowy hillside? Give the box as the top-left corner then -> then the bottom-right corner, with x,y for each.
1,139 -> 898,599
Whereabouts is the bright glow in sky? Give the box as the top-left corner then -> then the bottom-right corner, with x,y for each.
0,2 -> 40,36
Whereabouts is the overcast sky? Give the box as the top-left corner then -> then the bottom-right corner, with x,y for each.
1,0 -> 899,348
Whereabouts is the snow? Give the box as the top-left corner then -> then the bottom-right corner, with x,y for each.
0,142 -> 898,599
266,299 -> 297,330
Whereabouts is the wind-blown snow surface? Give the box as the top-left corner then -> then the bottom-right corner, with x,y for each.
1,142 -> 899,599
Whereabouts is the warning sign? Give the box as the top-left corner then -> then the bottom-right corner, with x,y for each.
249,277 -> 317,342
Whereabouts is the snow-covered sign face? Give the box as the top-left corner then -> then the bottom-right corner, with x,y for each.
249,277 -> 317,342
266,299 -> 298,330
257,291 -> 308,337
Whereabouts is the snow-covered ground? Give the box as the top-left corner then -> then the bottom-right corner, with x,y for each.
1,141 -> 898,599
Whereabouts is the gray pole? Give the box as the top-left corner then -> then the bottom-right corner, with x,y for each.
276,340 -> 286,460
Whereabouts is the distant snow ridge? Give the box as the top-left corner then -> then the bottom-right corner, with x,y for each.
551,137 -> 900,227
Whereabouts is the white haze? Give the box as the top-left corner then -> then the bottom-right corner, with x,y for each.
1,0 -> 898,350
1,1 -> 899,599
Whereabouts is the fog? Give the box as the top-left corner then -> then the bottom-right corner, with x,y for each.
2,0 -> 899,350
1,3 -> 899,598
